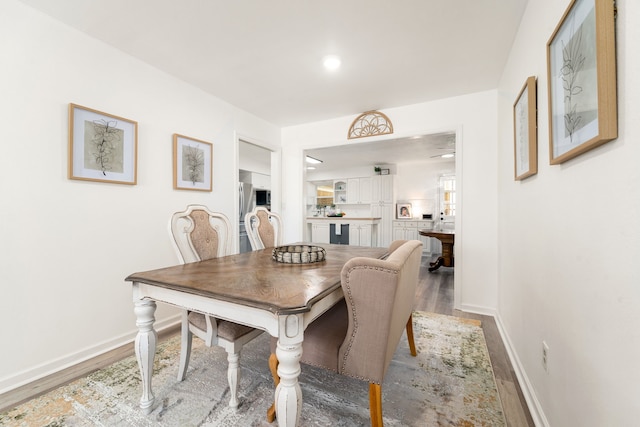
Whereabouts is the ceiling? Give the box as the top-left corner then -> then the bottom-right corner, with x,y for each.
19,0 -> 528,128
305,132 -> 456,174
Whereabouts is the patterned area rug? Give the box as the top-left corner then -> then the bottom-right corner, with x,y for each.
1,312 -> 505,426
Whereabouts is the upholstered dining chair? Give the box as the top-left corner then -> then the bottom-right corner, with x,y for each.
244,206 -> 283,250
267,239 -> 423,426
169,204 -> 263,408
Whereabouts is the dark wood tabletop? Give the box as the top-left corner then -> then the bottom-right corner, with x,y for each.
126,243 -> 388,315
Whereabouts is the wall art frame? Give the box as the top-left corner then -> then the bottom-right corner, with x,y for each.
173,133 -> 213,191
396,203 -> 412,219
68,103 -> 138,185
347,110 -> 394,139
546,0 -> 617,165
513,76 -> 538,180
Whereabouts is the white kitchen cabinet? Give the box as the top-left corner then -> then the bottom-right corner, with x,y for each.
347,177 -> 372,204
393,220 -> 435,254
252,172 -> 270,189
416,220 -> 435,253
370,175 -> 394,247
349,223 -> 372,247
371,202 -> 393,248
372,175 -> 394,203
334,180 -> 348,204
310,223 -> 330,244
240,171 -> 271,189
393,221 -> 419,241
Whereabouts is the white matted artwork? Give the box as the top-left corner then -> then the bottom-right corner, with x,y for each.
173,134 -> 213,191
68,103 -> 137,185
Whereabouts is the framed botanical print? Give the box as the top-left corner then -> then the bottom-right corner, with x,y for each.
513,76 -> 538,180
68,104 -> 137,185
173,134 -> 213,191
546,0 -> 617,164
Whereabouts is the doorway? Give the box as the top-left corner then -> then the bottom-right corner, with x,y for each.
238,139 -> 273,253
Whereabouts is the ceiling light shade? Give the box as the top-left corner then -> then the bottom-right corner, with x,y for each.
306,155 -> 323,164
322,55 -> 341,71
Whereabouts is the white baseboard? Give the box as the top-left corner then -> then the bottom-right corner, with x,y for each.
493,313 -> 549,427
457,303 -> 497,317
0,314 -> 180,395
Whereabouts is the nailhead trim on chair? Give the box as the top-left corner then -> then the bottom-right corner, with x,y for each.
340,264 -> 398,384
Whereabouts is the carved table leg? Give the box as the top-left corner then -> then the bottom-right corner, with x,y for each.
274,314 -> 303,426
428,257 -> 445,272
134,300 -> 157,414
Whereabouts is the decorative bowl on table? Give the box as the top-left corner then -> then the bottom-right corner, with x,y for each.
272,245 -> 326,264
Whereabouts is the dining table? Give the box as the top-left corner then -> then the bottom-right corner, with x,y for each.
125,243 -> 389,427
418,229 -> 455,271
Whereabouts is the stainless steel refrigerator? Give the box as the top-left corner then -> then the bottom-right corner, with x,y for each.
238,182 -> 254,253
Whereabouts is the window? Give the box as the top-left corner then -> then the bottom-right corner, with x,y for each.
439,175 -> 455,227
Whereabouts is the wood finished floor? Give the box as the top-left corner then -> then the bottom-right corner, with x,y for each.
2,255 -> 536,426
415,256 -> 535,427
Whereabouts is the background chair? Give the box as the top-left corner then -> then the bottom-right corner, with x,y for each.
244,206 -> 283,250
169,204 -> 263,408
268,239 -> 423,426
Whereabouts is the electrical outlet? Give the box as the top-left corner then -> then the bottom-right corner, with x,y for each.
542,341 -> 549,373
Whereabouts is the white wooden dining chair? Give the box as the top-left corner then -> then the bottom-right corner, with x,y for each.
244,206 -> 283,250
169,204 -> 263,408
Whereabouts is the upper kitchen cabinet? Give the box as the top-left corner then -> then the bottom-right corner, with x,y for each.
239,170 -> 271,190
334,180 -> 348,204
372,175 -> 394,203
347,177 -> 372,204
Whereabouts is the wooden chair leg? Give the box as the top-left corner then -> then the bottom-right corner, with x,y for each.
266,352 -> 280,423
406,314 -> 417,357
369,383 -> 383,427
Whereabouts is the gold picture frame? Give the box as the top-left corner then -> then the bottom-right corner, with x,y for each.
546,0 -> 617,165
173,134 -> 213,191
513,76 -> 538,180
68,104 -> 138,185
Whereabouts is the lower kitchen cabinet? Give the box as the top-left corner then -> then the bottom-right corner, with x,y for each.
310,223 -> 330,244
393,220 -> 435,253
349,223 -> 372,247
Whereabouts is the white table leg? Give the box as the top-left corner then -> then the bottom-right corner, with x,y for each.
275,314 -> 303,426
134,300 -> 157,414
227,351 -> 240,408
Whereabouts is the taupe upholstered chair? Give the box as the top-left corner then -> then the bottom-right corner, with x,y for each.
169,204 -> 263,408
244,206 -> 283,250
267,239 -> 423,426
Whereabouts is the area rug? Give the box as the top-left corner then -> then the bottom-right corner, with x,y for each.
0,311 -> 505,426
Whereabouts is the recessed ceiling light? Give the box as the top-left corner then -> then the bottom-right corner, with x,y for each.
306,155 -> 323,164
322,55 -> 341,71
307,166 -> 316,170
442,153 -> 454,158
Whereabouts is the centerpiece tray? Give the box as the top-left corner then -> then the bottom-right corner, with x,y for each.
272,245 -> 326,264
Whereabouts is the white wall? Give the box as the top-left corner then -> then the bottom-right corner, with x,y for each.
281,91 -> 500,315
496,0 -> 640,425
0,0 -> 280,392
395,161 -> 455,220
